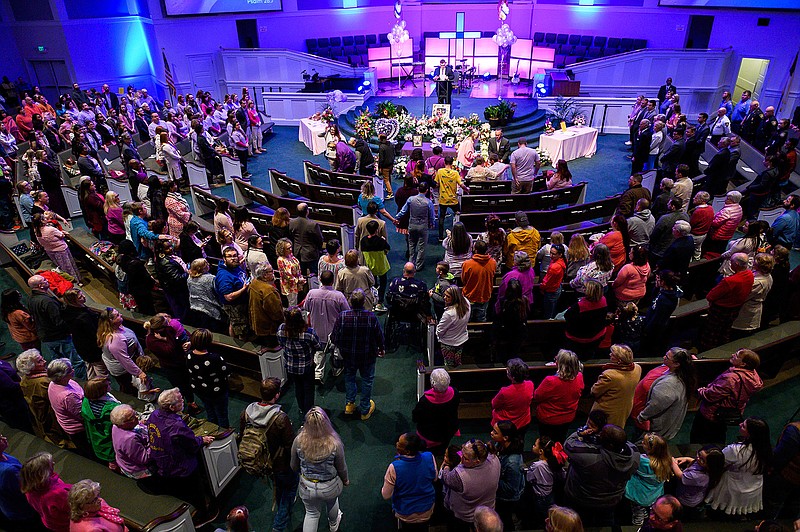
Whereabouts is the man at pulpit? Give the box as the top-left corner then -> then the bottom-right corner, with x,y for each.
433,59 -> 455,105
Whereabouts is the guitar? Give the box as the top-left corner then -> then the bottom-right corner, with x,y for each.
510,59 -> 521,85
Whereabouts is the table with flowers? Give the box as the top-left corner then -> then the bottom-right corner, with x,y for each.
538,125 -> 598,163
298,117 -> 330,155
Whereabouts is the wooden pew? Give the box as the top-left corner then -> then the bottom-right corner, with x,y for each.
231,177 -> 358,227
303,160 -> 383,197
466,180 -> 513,195
457,195 -> 620,233
0,421 -> 196,531
459,182 -> 588,214
269,169 -> 360,208
190,184 -> 354,252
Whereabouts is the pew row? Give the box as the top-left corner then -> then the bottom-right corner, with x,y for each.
459,182 -> 588,214
269,169 -> 361,208
302,160 -> 384,197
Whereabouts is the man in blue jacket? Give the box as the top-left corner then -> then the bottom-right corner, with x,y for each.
770,194 -> 799,249
128,202 -> 168,258
215,247 -> 251,340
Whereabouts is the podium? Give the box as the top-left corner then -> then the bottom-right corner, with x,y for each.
436,79 -> 453,105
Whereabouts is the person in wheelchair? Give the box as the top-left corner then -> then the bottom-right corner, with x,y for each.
385,263 -> 431,352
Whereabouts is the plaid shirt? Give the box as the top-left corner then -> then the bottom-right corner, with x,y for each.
331,309 -> 385,367
276,325 -> 320,375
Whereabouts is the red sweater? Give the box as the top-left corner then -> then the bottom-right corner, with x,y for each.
491,380 -> 534,429
690,205 -> 715,236
599,231 -> 626,268
534,373 -> 584,425
541,258 -> 566,293
707,270 -> 754,308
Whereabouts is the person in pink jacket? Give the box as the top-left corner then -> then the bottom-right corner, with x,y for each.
491,358 -> 534,433
613,245 -> 651,307
704,190 -> 743,257
67,479 -> 127,532
20,452 -> 72,532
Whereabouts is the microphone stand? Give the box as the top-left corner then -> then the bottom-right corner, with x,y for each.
423,72 -> 428,117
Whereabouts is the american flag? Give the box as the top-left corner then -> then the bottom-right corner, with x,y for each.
162,49 -> 176,99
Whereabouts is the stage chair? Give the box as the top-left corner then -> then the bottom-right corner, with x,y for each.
379,33 -> 390,45
557,44 -> 572,55
565,55 -> 579,66
343,36 -> 354,46
569,34 -> 581,46
580,35 -> 593,47
366,34 -> 378,47
554,55 -> 567,69
633,38 -> 648,49
330,46 -> 342,57
533,32 -> 545,44
604,47 -> 620,57
545,33 -> 557,45
354,35 -> 366,45
317,37 -> 330,48
573,45 -> 588,57
594,36 -> 607,48
620,38 -> 634,50
306,39 -> 318,53
588,47 -> 603,59
343,45 -> 355,56
556,33 -> 568,45
607,37 -> 621,49
330,36 -> 342,47
355,44 -> 367,55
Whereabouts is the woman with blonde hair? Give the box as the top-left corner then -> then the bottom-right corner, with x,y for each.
534,349 -> 585,443
546,505 -> 583,532
97,307 -> 145,396
103,191 -> 125,244
590,344 -> 642,428
565,234 -> 590,280
276,238 -> 305,307
187,258 -> 225,331
436,286 -> 471,368
358,180 -> 394,223
563,280 -> 609,359
291,407 -> 348,532
20,452 -> 72,531
67,479 -> 127,531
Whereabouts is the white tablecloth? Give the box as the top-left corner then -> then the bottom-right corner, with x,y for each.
298,118 -> 329,155
538,126 -> 599,162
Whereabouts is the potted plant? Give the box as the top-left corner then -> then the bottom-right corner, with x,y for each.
547,96 -> 583,127
483,99 -> 517,128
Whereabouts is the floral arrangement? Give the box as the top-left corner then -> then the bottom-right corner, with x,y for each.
375,101 -> 399,118
354,109 -> 373,139
535,146 -> 552,167
544,119 -> 556,135
479,123 -> 491,159
573,114 -> 586,127
320,105 -> 335,125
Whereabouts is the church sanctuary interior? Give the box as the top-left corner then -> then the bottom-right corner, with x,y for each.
0,0 -> 799,530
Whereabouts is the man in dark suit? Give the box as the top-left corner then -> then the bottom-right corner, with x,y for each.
433,59 -> 455,105
657,77 -> 677,106
235,105 -> 249,131
289,202 -> 324,276
701,137 -> 732,196
754,106 -> 778,152
695,113 -> 710,145
120,132 -> 141,170
488,129 -> 511,163
682,125 -> 704,177
77,145 -> 108,193
70,83 -> 89,107
100,84 -> 119,111
739,100 -> 764,144
134,108 -> 150,142
631,119 -> 652,174
659,129 -> 685,178
628,100 -> 657,152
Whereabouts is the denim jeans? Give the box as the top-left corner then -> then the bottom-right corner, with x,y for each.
408,224 -> 428,270
272,470 -> 300,532
344,362 -> 376,413
196,391 -> 230,427
542,287 -> 561,319
42,338 -> 87,380
438,204 -> 458,240
298,476 -> 343,532
469,301 -> 488,322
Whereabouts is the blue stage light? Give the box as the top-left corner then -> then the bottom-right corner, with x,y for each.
536,82 -> 545,89
362,80 -> 371,87
482,72 -> 491,81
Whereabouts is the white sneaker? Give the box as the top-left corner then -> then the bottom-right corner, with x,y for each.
624,141 -> 632,146
330,510 -> 343,532
375,304 -> 388,313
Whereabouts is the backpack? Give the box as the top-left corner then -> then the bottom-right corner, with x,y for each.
237,412 -> 281,478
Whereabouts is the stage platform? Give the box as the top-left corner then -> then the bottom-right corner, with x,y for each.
375,77 -> 541,100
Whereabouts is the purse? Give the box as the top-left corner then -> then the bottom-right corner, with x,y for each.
324,334 -> 343,370
713,374 -> 744,426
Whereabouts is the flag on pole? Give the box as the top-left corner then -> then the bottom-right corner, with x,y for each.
777,47 -> 798,117
162,49 -> 176,100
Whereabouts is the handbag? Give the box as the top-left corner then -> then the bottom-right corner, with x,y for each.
228,373 -> 245,393
325,141 -> 337,160
324,334 -> 343,371
713,373 -> 744,426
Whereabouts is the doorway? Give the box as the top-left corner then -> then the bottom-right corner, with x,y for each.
30,60 -> 72,103
733,58 -> 770,101
685,15 -> 714,49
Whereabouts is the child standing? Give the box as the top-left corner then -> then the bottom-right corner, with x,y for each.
525,435 -> 567,529
625,432 -> 673,525
131,355 -> 160,403
430,261 -> 455,320
671,445 -> 725,520
360,220 -> 391,312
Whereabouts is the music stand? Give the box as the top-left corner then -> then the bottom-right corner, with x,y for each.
414,61 -> 428,116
